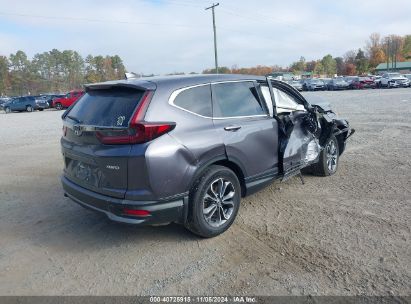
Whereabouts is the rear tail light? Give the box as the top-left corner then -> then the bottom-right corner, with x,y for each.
95,90 -> 176,145
123,208 -> 151,217
96,122 -> 176,145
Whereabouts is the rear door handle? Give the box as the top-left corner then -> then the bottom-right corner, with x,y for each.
224,125 -> 241,132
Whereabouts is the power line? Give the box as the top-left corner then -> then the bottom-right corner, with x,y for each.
218,7 -> 333,39
138,0 -> 205,8
0,11 -> 208,29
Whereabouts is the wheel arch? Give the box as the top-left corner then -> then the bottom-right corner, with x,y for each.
189,157 -> 247,197
213,159 -> 246,197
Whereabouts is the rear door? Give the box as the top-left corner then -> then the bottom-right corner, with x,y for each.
61,87 -> 146,198
211,81 -> 279,179
16,97 -> 26,111
9,99 -> 17,111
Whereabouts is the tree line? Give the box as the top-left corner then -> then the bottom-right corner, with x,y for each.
1,32 -> 410,96
203,33 -> 411,77
289,33 -> 410,77
0,50 -> 126,96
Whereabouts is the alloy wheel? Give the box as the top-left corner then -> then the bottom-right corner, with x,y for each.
202,178 -> 235,227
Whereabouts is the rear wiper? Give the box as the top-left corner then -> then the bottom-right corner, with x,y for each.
67,115 -> 82,124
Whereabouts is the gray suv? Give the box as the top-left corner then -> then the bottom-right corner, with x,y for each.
61,75 -> 354,237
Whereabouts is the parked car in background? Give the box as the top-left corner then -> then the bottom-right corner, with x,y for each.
343,76 -> 358,89
301,79 -> 310,91
351,77 -> 377,89
320,78 -> 332,88
52,90 -> 84,110
305,78 -> 326,91
60,74 -> 354,237
287,80 -> 303,91
380,73 -> 410,88
33,96 -> 51,108
41,93 -> 65,108
3,96 -> 49,113
0,97 -> 11,111
327,78 -> 349,90
402,74 -> 411,84
371,75 -> 382,87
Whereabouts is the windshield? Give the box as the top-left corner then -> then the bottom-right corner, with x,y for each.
66,87 -> 145,127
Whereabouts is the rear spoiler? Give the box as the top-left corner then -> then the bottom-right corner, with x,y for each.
84,80 -> 156,92
125,72 -> 139,80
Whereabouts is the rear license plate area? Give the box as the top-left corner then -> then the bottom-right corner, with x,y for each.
66,157 -> 101,188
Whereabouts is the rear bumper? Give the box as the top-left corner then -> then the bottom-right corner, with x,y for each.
61,176 -> 187,225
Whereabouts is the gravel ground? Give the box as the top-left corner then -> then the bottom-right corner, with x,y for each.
0,88 -> 410,296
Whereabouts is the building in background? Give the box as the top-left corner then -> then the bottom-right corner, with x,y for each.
375,62 -> 411,74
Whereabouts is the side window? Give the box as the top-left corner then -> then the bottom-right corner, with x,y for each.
173,84 -> 212,117
212,81 -> 266,118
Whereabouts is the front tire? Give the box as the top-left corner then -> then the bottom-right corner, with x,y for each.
26,105 -> 33,112
5,107 -> 11,114
186,165 -> 241,238
310,135 -> 339,176
55,103 -> 63,110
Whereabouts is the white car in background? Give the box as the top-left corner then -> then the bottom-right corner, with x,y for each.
380,73 -> 410,88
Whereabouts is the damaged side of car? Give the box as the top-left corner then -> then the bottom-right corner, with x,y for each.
261,78 -> 355,180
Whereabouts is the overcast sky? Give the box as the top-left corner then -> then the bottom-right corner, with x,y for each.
1,0 -> 411,74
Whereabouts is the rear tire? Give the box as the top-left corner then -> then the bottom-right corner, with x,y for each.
26,105 -> 33,112
185,165 -> 241,238
308,135 -> 339,176
5,107 -> 10,114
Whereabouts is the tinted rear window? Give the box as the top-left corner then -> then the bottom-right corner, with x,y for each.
212,82 -> 266,117
66,87 -> 145,127
174,85 -> 212,117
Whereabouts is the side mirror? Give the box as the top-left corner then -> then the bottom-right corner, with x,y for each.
295,104 -> 305,111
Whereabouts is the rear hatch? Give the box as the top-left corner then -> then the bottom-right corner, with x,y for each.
61,87 -> 146,199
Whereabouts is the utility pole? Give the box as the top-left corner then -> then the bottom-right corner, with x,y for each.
386,40 -> 390,72
205,3 -> 219,74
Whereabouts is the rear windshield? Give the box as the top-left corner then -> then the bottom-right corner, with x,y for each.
66,87 -> 145,127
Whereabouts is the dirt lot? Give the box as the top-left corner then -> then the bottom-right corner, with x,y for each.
0,88 -> 410,296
